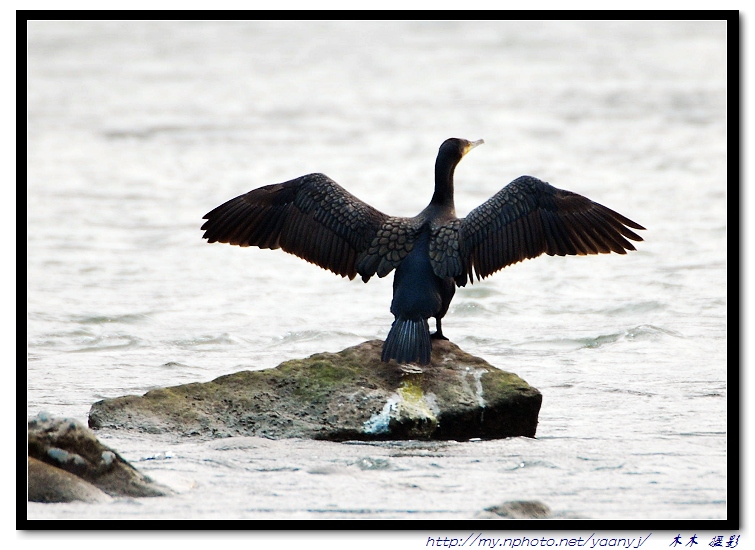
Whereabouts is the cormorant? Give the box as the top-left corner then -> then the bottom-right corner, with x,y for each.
201,138 -> 644,365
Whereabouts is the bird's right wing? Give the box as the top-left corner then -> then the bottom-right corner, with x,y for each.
435,175 -> 645,286
201,173 -> 415,281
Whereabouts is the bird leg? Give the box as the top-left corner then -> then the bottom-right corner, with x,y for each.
431,317 -> 449,340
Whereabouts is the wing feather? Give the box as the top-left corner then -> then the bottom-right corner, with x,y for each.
201,173 -> 392,279
437,175 -> 644,283
201,173 -> 422,281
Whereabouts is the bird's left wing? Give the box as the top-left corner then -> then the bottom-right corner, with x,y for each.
201,173 -> 391,280
430,175 -> 645,286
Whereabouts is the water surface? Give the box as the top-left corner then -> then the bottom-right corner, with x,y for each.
27,20 -> 727,520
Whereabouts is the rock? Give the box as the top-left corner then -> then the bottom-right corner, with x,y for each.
477,500 -> 552,519
28,457 -> 113,503
28,413 -> 172,501
89,339 -> 542,441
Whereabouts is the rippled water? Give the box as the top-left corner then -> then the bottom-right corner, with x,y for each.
26,21 -> 727,521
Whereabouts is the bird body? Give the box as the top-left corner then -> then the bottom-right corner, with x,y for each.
201,138 -> 644,365
383,226 -> 455,364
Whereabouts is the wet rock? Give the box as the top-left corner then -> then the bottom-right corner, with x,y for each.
89,339 -> 542,441
28,413 -> 171,501
477,500 -> 552,519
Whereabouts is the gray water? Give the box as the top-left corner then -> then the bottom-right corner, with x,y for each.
26,21 -> 727,521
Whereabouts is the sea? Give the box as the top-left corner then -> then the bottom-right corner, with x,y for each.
26,19 -> 728,534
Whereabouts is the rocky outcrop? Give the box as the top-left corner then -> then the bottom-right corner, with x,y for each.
28,457 -> 112,503
28,413 -> 171,502
89,339 -> 541,441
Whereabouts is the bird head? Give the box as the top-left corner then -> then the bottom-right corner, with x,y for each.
438,138 -> 484,163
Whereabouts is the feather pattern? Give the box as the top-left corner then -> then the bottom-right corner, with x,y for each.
201,173 -> 421,281
446,175 -> 644,283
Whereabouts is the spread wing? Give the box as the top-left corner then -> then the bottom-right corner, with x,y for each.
432,175 -> 645,286
201,173 -> 418,281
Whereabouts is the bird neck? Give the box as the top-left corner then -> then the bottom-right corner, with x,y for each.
430,158 -> 457,209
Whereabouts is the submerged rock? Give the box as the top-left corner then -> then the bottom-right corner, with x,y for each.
28,413 -> 171,502
89,339 -> 542,441
478,500 -> 552,519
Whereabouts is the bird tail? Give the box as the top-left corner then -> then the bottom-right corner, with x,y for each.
381,317 -> 432,365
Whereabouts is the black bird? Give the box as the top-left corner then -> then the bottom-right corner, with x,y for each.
201,138 -> 644,365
